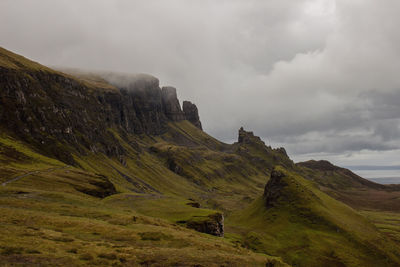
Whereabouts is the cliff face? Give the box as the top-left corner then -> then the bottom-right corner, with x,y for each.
161,86 -> 186,121
0,49 -> 203,164
0,68 -> 122,164
103,73 -> 168,135
183,101 -> 202,130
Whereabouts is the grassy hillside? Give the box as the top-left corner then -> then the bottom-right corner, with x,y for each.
1,46 -> 400,266
0,133 -> 287,266
0,47 -> 54,72
360,210 -> 400,243
0,180 -> 285,266
228,166 -> 400,266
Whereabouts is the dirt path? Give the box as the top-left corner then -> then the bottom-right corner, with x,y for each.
1,166 -> 70,186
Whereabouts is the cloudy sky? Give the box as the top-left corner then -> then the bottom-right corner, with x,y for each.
1,0 -> 400,167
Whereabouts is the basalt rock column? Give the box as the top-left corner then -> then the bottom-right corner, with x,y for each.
183,100 -> 202,130
161,86 -> 186,121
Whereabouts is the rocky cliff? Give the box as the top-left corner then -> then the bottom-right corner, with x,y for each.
161,86 -> 186,121
0,47 -> 202,164
183,101 -> 202,130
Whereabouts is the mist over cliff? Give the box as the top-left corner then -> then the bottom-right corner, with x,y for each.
2,0 -> 400,167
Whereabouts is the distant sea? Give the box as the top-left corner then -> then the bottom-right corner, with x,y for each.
346,167 -> 400,185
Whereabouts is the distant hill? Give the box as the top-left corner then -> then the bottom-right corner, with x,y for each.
297,160 -> 400,212
345,165 -> 400,171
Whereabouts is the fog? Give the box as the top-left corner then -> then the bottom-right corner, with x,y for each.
1,0 -> 400,166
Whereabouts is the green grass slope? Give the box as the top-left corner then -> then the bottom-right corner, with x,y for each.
0,131 -> 286,266
360,210 -> 400,243
0,47 -> 54,72
0,182 -> 286,266
228,166 -> 400,267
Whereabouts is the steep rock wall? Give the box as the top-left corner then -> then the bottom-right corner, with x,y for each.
0,67 -> 202,164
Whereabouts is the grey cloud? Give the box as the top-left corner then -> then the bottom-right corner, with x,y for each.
1,0 -> 400,166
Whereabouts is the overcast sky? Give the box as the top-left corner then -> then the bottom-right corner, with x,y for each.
1,0 -> 400,166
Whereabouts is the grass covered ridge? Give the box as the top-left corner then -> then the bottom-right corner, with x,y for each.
228,166 -> 400,266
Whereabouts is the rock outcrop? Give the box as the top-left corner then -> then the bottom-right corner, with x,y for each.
161,86 -> 186,121
186,213 -> 224,237
235,127 -> 294,172
263,169 -> 287,208
274,147 -> 288,157
238,127 -> 265,145
182,101 -> 202,130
